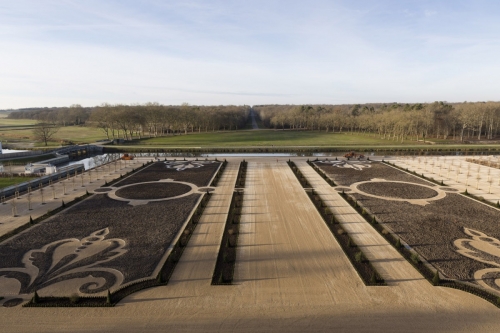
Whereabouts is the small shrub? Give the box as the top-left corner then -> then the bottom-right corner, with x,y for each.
32,290 -> 39,304
337,229 -> 345,235
347,237 -> 355,247
382,229 -> 389,236
106,289 -> 112,304
371,216 -> 377,224
355,251 -> 365,263
69,293 -> 80,304
411,253 -> 421,264
370,272 -> 378,284
361,208 -> 366,215
395,238 -> 402,248
432,270 -> 440,286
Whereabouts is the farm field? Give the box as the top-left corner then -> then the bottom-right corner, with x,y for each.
0,157 -> 499,332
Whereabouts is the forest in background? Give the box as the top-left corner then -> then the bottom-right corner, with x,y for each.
6,101 -> 500,143
254,102 -> 500,143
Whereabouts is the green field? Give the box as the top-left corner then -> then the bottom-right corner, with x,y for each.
0,118 -> 38,126
122,130 -> 453,147
0,176 -> 38,189
0,124 -> 107,146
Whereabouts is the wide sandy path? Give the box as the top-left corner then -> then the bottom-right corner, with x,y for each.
294,160 -> 427,285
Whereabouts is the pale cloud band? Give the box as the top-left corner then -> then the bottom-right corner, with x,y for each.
0,0 -> 499,108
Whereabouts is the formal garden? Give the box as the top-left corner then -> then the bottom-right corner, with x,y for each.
313,159 -> 500,302
0,160 -> 223,307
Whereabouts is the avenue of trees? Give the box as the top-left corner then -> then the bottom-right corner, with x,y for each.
254,102 -> 500,142
8,101 -> 500,143
89,103 -> 249,140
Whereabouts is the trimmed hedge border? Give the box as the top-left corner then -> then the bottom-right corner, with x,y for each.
287,160 -> 385,286
212,160 -> 247,285
306,159 -> 336,186
210,159 -> 228,186
102,145 -> 500,156
286,160 -> 311,188
23,187 -> 214,307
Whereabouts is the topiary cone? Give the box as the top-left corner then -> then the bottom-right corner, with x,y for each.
106,289 -> 112,304
432,270 -> 441,286
395,237 -> 401,248
32,290 -> 39,304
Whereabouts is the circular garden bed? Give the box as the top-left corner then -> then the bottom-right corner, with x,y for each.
357,182 -> 438,199
115,182 -> 192,200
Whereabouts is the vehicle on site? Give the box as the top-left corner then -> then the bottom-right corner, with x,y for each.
344,151 -> 365,160
121,153 -> 135,160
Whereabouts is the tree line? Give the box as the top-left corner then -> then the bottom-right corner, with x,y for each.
8,103 -> 250,141
254,102 -> 500,142
90,103 -> 249,140
7,105 -> 91,126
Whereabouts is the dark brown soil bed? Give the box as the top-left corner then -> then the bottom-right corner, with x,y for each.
357,182 -> 438,199
94,188 -> 112,193
115,182 -> 192,200
116,161 -> 220,187
352,190 -> 500,288
315,161 -> 433,187
0,193 -> 200,295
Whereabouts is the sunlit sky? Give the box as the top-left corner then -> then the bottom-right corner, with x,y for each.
1,0 -> 499,108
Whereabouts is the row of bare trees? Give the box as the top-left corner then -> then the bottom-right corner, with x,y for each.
254,102 -> 500,142
89,103 -> 249,140
8,104 -> 91,126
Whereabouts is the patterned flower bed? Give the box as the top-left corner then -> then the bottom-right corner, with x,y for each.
315,160 -> 500,295
0,160 -> 220,306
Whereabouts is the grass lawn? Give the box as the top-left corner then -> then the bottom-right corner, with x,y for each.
0,118 -> 38,126
0,176 -> 39,189
0,123 -> 107,146
123,130 -> 454,147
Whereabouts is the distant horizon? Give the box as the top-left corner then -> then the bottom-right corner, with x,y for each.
2,1 -> 499,109
2,100 -> 500,111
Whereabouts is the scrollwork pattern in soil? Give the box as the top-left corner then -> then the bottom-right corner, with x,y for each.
0,228 -> 126,295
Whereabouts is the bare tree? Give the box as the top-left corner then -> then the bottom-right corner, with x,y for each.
33,122 -> 60,146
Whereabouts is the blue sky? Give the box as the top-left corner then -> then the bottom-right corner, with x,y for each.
1,0 -> 499,108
